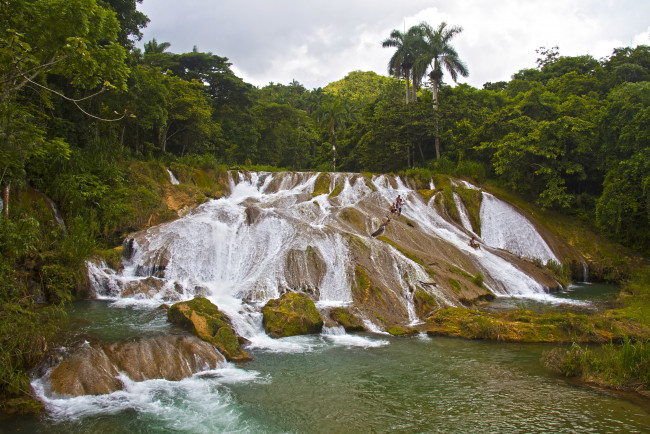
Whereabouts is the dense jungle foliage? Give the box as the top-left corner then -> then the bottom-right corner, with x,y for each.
0,0 -> 649,410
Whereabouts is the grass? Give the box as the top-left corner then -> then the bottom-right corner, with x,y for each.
543,338 -> 650,392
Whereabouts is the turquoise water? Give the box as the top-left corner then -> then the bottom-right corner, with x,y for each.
3,289 -> 650,433
485,282 -> 620,313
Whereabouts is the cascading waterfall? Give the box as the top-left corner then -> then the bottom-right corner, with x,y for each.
453,192 -> 474,234
167,168 -> 180,185
480,193 -> 557,263
88,172 -> 565,341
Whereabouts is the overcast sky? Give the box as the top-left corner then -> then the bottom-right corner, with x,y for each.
137,0 -> 650,90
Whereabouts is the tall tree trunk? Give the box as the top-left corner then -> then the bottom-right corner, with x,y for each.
405,72 -> 410,104
433,79 -> 441,159
411,73 -> 417,102
120,123 -> 126,149
3,184 -> 9,218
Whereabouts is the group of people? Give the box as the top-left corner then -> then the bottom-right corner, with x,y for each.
389,195 -> 405,216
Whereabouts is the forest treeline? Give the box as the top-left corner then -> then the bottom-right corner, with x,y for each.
0,0 -> 649,410
2,0 -> 649,251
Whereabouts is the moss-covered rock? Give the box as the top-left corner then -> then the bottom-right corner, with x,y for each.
330,307 -> 365,332
262,292 -> 323,338
168,297 -> 251,361
312,172 -> 331,197
386,326 -> 418,336
423,307 -> 650,343
413,288 -> 438,318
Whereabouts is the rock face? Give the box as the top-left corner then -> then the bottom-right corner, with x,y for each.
262,292 -> 324,338
167,297 -> 252,361
47,334 -> 225,397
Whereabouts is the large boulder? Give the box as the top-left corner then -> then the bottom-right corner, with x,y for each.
47,334 -> 225,397
262,292 -> 323,338
167,297 -> 252,361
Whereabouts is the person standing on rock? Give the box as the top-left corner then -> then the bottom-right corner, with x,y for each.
395,195 -> 405,216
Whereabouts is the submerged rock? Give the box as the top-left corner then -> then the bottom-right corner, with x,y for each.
167,297 -> 252,362
262,292 -> 323,338
46,334 -> 225,397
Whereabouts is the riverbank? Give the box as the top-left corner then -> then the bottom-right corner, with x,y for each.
418,267 -> 650,398
541,267 -> 650,396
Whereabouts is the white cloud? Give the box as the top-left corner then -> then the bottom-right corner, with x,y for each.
633,26 -> 650,46
137,0 -> 650,89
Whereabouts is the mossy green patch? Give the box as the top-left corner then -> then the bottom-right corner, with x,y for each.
413,288 -> 438,318
417,189 -> 436,202
455,187 -> 482,235
387,326 -> 418,336
354,265 -> 371,297
424,306 -> 650,343
330,307 -> 365,332
449,278 -> 461,293
168,297 -> 251,361
98,246 -> 124,270
262,292 -> 323,338
339,208 -> 365,230
330,180 -> 344,197
361,173 -> 378,192
442,186 -> 460,223
312,172 -> 331,197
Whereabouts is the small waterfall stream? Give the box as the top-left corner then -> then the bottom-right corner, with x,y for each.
167,168 -> 180,185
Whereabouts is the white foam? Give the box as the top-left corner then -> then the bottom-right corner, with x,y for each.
32,369 -> 261,431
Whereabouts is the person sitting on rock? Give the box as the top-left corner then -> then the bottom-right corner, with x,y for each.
468,236 -> 480,249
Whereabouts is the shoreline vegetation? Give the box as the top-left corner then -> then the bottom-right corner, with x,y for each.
1,0 -> 648,416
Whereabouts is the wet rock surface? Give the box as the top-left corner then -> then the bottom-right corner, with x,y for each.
46,334 -> 225,397
168,297 -> 252,361
262,292 -> 324,338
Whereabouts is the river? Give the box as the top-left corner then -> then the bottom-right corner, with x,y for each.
3,284 -> 649,433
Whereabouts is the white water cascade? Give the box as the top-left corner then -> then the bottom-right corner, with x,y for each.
167,168 -> 180,185
88,172 -> 565,340
480,193 -> 557,263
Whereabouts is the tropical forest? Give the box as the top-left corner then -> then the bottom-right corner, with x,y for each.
1,0 -> 649,431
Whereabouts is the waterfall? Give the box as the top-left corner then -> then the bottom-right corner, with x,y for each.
480,193 -> 557,263
88,172 -> 564,339
453,192 -> 474,234
167,169 -> 180,185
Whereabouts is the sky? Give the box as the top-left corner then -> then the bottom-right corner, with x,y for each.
137,0 -> 650,90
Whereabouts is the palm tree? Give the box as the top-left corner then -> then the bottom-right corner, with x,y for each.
415,22 -> 469,159
315,97 -> 355,170
382,26 -> 422,104
143,38 -> 171,54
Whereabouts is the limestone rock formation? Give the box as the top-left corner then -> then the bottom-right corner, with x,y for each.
167,297 -> 252,361
262,292 -> 324,338
47,334 -> 225,397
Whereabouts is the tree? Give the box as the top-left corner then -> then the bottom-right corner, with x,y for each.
314,97 -> 355,170
101,0 -> 150,49
0,0 -> 129,214
143,38 -> 171,54
415,22 -> 469,159
382,26 -> 423,104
